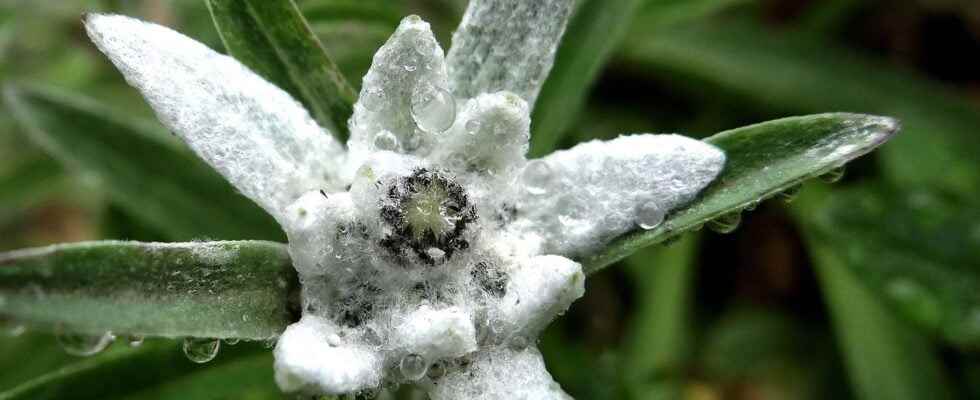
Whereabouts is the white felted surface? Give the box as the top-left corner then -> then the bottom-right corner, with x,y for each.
84,14 -> 345,223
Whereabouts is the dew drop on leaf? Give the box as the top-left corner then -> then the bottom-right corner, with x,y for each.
778,184 -> 803,203
636,201 -> 665,230
411,81 -> 455,133
127,335 -> 144,347
521,160 -> 551,195
224,338 -> 240,346
56,326 -> 114,357
182,337 -> 220,364
708,212 -> 742,234
820,166 -> 846,183
400,353 -> 428,380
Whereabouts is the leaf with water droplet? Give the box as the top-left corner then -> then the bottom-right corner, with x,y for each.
183,337 -> 221,364
582,113 -> 898,274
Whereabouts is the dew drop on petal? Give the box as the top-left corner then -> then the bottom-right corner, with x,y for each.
182,337 -> 220,364
465,119 -> 482,135
373,130 -> 399,151
636,201 -> 665,230
56,327 -> 114,357
411,81 -> 455,134
820,166 -> 846,183
361,88 -> 386,112
708,212 -> 742,234
508,335 -> 529,351
427,361 -> 447,379
521,160 -> 552,195
400,353 -> 428,381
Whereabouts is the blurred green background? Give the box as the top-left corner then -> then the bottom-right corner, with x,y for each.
1,0 -> 979,399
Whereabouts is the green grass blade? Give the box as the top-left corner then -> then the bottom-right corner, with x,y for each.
0,341 -> 276,400
0,240 -> 296,340
805,234 -> 952,400
207,0 -> 356,140
529,0 -> 644,157
621,236 -> 698,398
2,83 -> 282,241
810,185 -> 980,348
582,113 -> 897,274
620,19 -> 980,195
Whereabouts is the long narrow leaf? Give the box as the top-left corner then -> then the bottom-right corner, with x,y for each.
582,113 -> 897,274
3,83 -> 282,241
0,240 -> 295,340
207,0 -> 356,140
529,0 -> 643,157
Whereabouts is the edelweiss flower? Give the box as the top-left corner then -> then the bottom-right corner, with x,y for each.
83,1 -> 724,398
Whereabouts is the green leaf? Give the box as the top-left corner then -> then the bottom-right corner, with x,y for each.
640,0 -> 752,29
0,240 -> 295,340
803,229 -> 953,400
2,83 -> 282,241
0,155 -> 64,221
619,19 -> 980,196
620,236 -> 698,398
0,333 -> 75,392
581,113 -> 897,274
0,341 -> 277,400
529,0 -> 644,157
810,185 -> 980,348
207,0 -> 356,140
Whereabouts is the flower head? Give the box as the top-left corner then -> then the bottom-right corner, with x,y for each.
84,1 -> 724,398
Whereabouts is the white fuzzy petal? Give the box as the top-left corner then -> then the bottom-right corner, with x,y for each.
429,347 -> 572,400
446,0 -> 574,106
495,255 -> 584,336
274,316 -> 382,394
513,134 -> 725,256
84,14 -> 345,223
429,91 -> 529,177
391,305 -> 478,360
346,15 -> 450,178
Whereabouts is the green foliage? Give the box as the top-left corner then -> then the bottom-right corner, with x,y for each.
207,0 -> 356,140
0,241 -> 294,340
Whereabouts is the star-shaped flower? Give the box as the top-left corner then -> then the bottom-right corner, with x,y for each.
83,2 -> 724,398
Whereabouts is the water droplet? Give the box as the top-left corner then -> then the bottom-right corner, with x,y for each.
224,338 -> 240,346
56,326 -> 114,357
415,36 -> 436,56
400,353 -> 428,380
373,130 -> 399,151
127,335 -> 144,347
465,119 -> 482,135
327,333 -> 342,347
508,335 -> 529,351
636,201 -> 665,230
360,88 -> 385,111
427,361 -> 447,379
778,184 -> 802,203
411,81 -> 455,133
521,160 -> 551,195
182,338 -> 220,364
707,212 -> 741,234
820,166 -> 846,183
